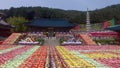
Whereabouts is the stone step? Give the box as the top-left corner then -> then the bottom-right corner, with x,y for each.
44,37 -> 59,46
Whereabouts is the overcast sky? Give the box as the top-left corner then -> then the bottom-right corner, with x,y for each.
0,0 -> 120,11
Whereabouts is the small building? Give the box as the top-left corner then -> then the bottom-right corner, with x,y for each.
106,25 -> 120,43
25,18 -> 76,37
0,13 -> 13,37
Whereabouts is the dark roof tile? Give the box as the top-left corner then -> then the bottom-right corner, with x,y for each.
26,18 -> 76,27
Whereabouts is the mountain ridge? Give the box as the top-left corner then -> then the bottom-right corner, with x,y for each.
0,4 -> 120,24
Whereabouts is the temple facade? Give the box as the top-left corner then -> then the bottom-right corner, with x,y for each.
25,18 -> 76,37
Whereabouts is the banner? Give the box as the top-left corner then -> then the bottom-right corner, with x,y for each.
103,21 -> 109,29
103,18 -> 115,29
110,18 -> 115,27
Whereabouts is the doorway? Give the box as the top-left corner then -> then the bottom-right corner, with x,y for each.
48,28 -> 55,37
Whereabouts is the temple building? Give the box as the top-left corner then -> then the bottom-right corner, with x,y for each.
25,18 -> 76,37
0,13 -> 13,37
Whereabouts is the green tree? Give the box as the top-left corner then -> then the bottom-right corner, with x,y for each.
6,16 -> 28,32
1,4 -> 120,24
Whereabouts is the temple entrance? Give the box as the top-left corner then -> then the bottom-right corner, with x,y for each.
48,31 -> 54,37
48,28 -> 55,37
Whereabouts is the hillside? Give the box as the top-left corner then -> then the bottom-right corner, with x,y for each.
0,4 -> 120,24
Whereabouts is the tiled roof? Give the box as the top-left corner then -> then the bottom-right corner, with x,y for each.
0,20 -> 10,26
26,18 -> 76,27
106,25 -> 120,31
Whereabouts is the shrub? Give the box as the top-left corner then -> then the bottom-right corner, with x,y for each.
59,38 -> 66,45
36,37 -> 44,45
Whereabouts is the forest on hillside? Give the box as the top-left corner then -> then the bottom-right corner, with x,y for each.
0,4 -> 120,24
